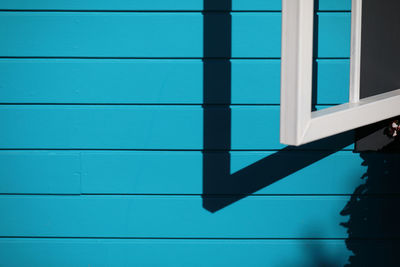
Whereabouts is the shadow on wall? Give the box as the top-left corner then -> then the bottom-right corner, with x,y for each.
202,1 -> 400,266
202,0 -> 351,213
340,140 -> 400,267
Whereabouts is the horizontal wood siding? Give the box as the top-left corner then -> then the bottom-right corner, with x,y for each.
0,0 -> 350,11
0,151 -> 371,194
1,2 -> 393,266
0,151 -> 81,194
0,195 -> 351,238
0,13 -> 350,58
0,105 -> 357,150
0,194 -> 398,239
0,239 -> 353,267
0,59 -> 349,104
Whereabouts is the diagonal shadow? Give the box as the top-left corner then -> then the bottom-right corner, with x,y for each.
203,131 -> 355,213
202,0 -> 355,213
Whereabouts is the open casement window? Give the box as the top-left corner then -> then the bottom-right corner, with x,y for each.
280,0 -> 400,146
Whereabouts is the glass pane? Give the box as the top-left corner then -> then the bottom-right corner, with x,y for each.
360,0 -> 400,98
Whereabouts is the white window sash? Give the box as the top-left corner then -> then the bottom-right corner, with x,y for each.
280,0 -> 400,146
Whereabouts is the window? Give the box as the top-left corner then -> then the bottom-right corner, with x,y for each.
280,0 -> 400,146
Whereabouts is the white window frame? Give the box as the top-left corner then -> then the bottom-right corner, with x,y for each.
280,0 -> 400,146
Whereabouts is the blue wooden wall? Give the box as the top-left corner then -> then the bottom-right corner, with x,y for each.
0,0 -> 399,266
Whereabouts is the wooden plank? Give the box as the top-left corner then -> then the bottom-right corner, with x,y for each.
0,12 -> 349,58
0,59 -> 206,104
317,0 -> 351,11
317,13 -> 351,58
0,105 -> 203,149
0,12 -> 270,58
83,151 -> 365,195
0,151 -> 370,194
0,59 -> 349,105
0,151 -> 81,194
3,194 -> 399,239
0,0 -> 350,11
0,238 -> 352,267
0,195 -> 352,238
0,105 -> 354,150
316,59 -> 349,104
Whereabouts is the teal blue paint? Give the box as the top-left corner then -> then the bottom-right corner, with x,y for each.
0,59 -> 349,104
0,12 -> 349,58
231,59 -> 281,104
0,239 -> 351,267
84,151 -> 364,194
318,0 -> 351,11
0,105 -> 203,149
229,151 -> 365,194
230,107 -> 354,150
0,12 -> 203,57
81,151 -> 202,194
232,0 -> 281,11
0,59 -> 203,104
231,13 -> 281,57
0,151 -> 366,194
231,106 -> 281,149
317,59 -> 350,104
0,0 -> 205,11
0,0 -> 349,11
0,195 -> 350,238
0,151 -> 81,194
317,13 -> 351,58
0,4 -> 363,266
0,105 -> 354,149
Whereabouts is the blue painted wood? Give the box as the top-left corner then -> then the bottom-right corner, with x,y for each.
317,0 -> 351,11
0,59 -> 345,104
0,151 -> 80,194
0,12 -> 260,58
0,59 -> 349,104
0,59 -> 203,104
230,107 -> 353,150
0,5 -> 358,265
316,59 -> 349,104
0,239 -> 351,267
0,151 -> 368,194
0,0 -> 350,11
317,13 -> 351,58
0,105 -> 202,149
231,59 -> 281,104
0,105 -> 354,149
83,151 -> 365,194
230,13 -> 281,57
0,12 -> 349,58
0,0 -> 206,11
0,195 -> 351,238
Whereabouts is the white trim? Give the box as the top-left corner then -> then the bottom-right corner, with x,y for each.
280,0 -> 314,145
349,0 -> 362,103
304,89 -> 400,143
280,0 -> 400,146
